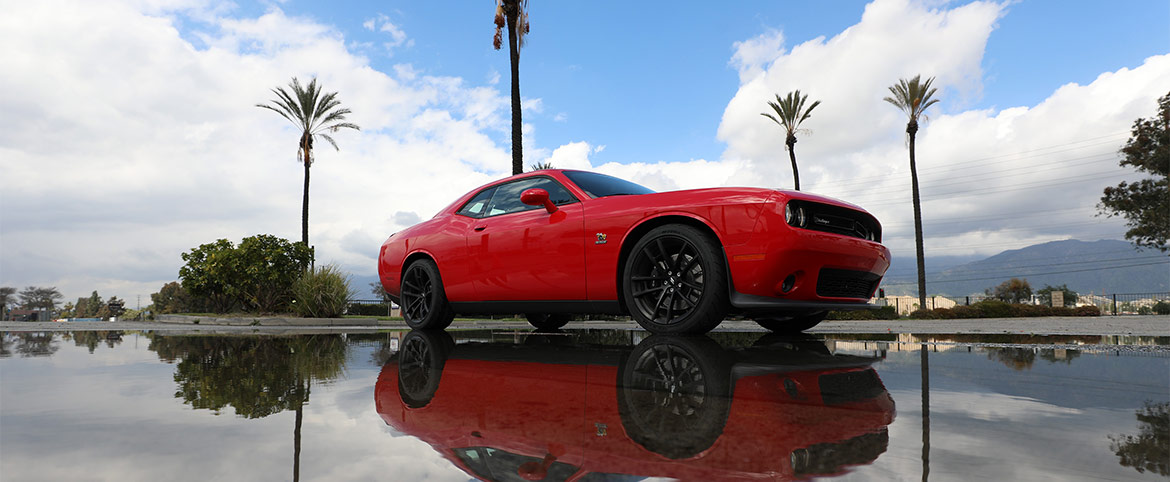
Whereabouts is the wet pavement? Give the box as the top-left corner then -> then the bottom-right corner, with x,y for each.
1,328 -> 1167,481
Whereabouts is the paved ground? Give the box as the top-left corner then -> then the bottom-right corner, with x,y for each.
3,315 -> 1167,336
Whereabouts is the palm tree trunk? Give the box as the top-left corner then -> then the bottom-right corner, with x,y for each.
908,131 -> 927,310
786,136 -> 800,191
302,158 -> 310,246
505,2 -> 523,175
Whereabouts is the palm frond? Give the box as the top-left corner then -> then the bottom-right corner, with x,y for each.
318,133 -> 340,151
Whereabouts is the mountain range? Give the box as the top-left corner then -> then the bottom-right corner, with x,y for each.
881,239 -> 1169,297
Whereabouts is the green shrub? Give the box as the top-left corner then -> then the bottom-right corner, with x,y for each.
346,302 -> 393,316
1154,301 -> 1170,315
974,299 -> 1014,318
1072,305 -> 1101,316
827,306 -> 899,320
291,264 -> 351,318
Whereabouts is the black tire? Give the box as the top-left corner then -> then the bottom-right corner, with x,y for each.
617,335 -> 732,459
525,313 -> 571,331
397,329 -> 454,408
622,225 -> 730,334
400,259 -> 455,330
753,311 -> 828,334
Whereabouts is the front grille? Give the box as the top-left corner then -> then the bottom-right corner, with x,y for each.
818,368 -> 885,406
816,268 -> 881,298
789,201 -> 882,242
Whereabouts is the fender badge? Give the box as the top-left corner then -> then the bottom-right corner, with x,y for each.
595,233 -> 608,245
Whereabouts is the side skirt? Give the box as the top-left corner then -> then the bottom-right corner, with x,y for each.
449,300 -> 625,316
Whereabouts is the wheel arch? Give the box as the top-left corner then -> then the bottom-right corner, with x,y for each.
400,250 -> 440,283
615,214 -> 729,312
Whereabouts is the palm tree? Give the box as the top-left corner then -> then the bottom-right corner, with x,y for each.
761,90 -> 821,191
528,161 -> 554,171
494,0 -> 530,175
257,77 -> 360,246
884,75 -> 940,311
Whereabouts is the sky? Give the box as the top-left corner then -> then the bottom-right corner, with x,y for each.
1,0 -> 1168,305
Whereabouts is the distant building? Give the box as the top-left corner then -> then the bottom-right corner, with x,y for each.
7,309 -> 53,322
877,295 -> 956,316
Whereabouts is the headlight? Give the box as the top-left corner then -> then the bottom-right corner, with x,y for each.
785,202 -> 806,227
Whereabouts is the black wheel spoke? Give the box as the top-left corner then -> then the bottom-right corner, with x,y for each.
634,285 -> 665,297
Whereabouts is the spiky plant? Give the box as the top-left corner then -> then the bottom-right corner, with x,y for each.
761,90 -> 821,191
257,77 -> 360,246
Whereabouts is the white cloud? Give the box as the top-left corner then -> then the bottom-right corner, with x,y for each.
729,29 -> 785,82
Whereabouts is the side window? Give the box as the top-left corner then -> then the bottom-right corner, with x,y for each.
456,187 -> 496,218
485,177 -> 577,217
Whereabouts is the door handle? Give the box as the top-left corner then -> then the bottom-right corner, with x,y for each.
474,226 -> 486,232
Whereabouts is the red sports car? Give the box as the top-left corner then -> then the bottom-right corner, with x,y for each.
378,169 -> 890,333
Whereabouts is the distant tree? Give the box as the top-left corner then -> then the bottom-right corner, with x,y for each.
18,286 -> 62,311
1110,401 -> 1169,476
885,75 -> 940,312
152,281 -> 193,314
761,90 -> 821,191
986,278 -> 1032,304
74,291 -> 104,318
0,286 -> 15,319
257,77 -> 360,246
1099,92 -> 1170,252
1036,284 -> 1078,306
528,161 -> 554,171
369,281 -> 393,303
494,0 -> 531,175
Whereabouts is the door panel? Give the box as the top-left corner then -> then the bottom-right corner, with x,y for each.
468,203 -> 586,301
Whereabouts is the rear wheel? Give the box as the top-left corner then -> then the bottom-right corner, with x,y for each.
753,311 -> 828,333
623,225 -> 729,334
400,259 -> 455,330
525,313 -> 571,331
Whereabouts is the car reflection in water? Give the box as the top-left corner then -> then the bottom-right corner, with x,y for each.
375,330 -> 895,481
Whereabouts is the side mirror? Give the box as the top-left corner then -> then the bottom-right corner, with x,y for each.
521,188 -> 558,213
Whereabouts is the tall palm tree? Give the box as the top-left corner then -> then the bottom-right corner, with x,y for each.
761,90 -> 821,191
884,75 -> 940,311
494,0 -> 530,175
257,77 -> 360,246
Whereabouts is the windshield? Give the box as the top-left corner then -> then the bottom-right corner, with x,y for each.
563,171 -> 656,198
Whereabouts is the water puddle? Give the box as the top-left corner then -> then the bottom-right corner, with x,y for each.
1,330 -> 1166,480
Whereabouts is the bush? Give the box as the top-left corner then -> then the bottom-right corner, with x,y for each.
827,306 -> 899,320
906,301 -> 1101,319
1154,301 -> 1170,315
177,235 -> 312,313
346,302 -> 394,317
291,264 -> 351,318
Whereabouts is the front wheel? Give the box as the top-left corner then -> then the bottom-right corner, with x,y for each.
400,259 -> 455,330
753,311 -> 828,333
622,225 -> 730,334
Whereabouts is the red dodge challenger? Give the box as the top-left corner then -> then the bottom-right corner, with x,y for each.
378,169 -> 890,333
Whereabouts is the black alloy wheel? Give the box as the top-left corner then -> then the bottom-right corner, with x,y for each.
400,259 -> 455,330
753,311 -> 828,334
623,225 -> 729,334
